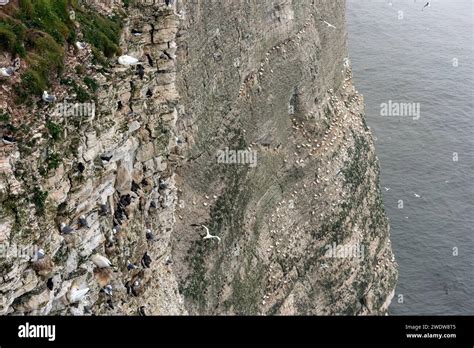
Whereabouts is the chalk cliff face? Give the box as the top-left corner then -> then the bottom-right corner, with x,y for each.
0,0 -> 397,315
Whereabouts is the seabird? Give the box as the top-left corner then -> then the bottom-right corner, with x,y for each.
12,58 -> 20,70
0,67 -> 15,77
31,249 -> 54,275
127,260 -> 138,270
192,224 -> 221,243
2,135 -> 16,145
102,284 -> 113,296
118,55 -> 140,66
99,203 -> 109,215
68,285 -> 90,303
129,279 -> 143,297
159,180 -> 168,189
138,306 -> 147,316
78,215 -> 89,228
100,154 -> 113,162
33,248 -> 45,261
145,229 -> 156,241
413,192 -> 421,198
141,252 -> 152,268
75,41 -> 87,50
422,1 -> 431,10
384,187 -> 391,191
321,20 -> 337,29
60,223 -> 74,234
131,29 -> 142,36
42,91 -> 56,103
91,254 -> 114,268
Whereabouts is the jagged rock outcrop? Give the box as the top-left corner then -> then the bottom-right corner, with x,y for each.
0,0 -> 397,315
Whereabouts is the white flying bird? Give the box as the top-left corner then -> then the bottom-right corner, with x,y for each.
118,55 -> 140,66
192,224 -> 221,243
413,192 -> 421,198
321,20 -> 337,29
91,254 -> 114,268
384,187 -> 391,191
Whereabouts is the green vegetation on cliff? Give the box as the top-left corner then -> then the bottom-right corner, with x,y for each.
0,0 -> 123,102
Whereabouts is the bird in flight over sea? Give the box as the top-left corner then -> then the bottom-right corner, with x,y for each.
384,187 -> 391,191
422,1 -> 431,11
413,192 -> 421,198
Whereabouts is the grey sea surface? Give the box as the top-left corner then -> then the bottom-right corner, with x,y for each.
347,0 -> 474,314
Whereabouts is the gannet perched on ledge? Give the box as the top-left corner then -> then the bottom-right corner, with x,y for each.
118,55 -> 140,66
91,254 -> 114,268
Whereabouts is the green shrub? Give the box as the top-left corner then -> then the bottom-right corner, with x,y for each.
0,110 -> 11,123
75,10 -> 122,58
83,76 -> 99,92
46,121 -> 62,141
46,152 -> 61,170
75,84 -> 91,102
18,0 -> 73,43
59,78 -> 91,102
20,69 -> 46,95
32,187 -> 48,215
75,65 -> 85,75
3,0 -> 124,101
0,25 -> 17,52
0,14 -> 27,55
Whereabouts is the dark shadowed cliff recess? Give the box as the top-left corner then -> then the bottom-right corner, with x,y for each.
0,0 -> 397,315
